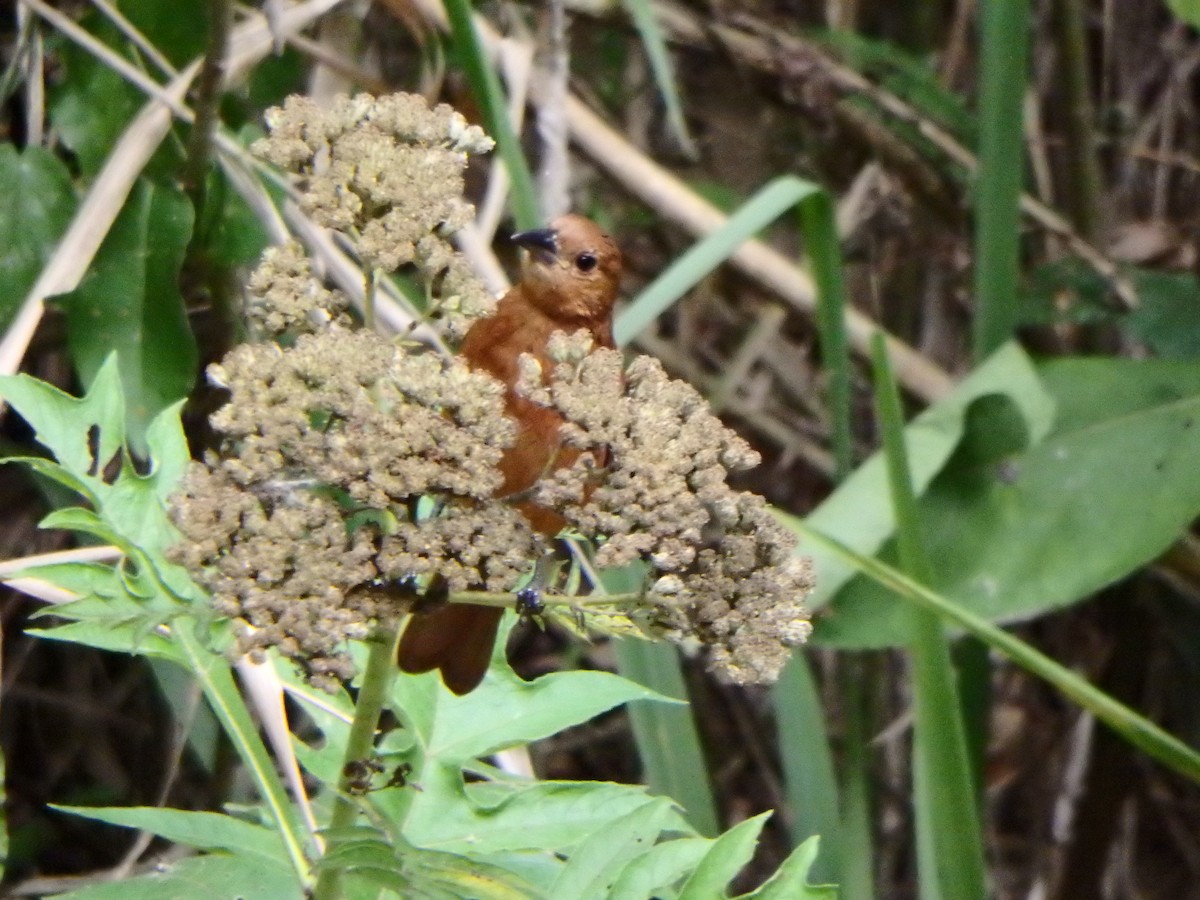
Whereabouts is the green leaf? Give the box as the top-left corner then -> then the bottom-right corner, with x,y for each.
197,164 -> 271,270
48,22 -> 144,178
614,638 -> 719,837
55,853 -> 303,900
0,145 -> 76,331
0,354 -> 125,484
798,341 -> 1054,612
2,456 -> 100,507
746,836 -> 837,899
59,179 -> 197,453
401,771 -> 692,856
677,812 -> 769,900
1126,269 -> 1200,359
817,357 -> 1200,647
28,621 -> 182,661
1167,0 -> 1200,28
51,805 -> 293,872
550,798 -> 675,898
620,0 -> 696,157
116,0 -> 208,67
395,632 -> 674,764
796,524 -> 1200,784
319,832 -> 541,899
615,176 -> 825,347
607,836 -> 712,899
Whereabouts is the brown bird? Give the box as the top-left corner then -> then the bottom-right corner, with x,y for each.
395,214 -> 623,694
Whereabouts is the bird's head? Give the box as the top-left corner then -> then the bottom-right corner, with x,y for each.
511,214 -> 622,323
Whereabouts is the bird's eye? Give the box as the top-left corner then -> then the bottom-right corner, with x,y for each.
575,252 -> 598,272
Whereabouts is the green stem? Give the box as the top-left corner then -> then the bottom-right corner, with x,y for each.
449,589 -> 640,608
182,0 -> 231,207
174,623 -> 312,887
442,0 -> 539,229
313,627 -> 400,900
364,269 -> 377,332
871,334 -> 987,900
799,525 -> 1200,785
1050,0 -> 1102,241
973,0 -> 1031,358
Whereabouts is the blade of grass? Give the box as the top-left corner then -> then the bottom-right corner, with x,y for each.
837,656 -> 876,899
790,523 -> 1200,785
969,0 -> 1031,837
620,0 -> 697,158
802,192 -> 853,482
614,180 -> 849,858
615,176 -> 824,347
870,333 -> 986,900
613,639 -> 720,837
174,621 -> 312,886
443,0 -> 539,230
777,190 -> 851,883
973,0 -> 1030,356
772,657 -> 840,883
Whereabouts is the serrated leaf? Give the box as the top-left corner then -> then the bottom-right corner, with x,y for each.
59,179 -> 196,454
607,836 -> 712,899
746,836 -> 837,899
15,562 -> 121,601
142,399 -> 192,499
0,354 -> 125,484
400,770 -> 691,856
677,812 -> 770,900
52,805 -> 292,872
2,456 -> 100,506
28,621 -> 182,662
394,626 -> 676,764
54,852 -> 302,900
318,832 -> 542,899
0,145 -> 76,331
551,798 -> 675,899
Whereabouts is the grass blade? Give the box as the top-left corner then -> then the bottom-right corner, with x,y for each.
443,0 -> 539,230
791,523 -> 1200,785
619,0 -> 697,158
772,657 -> 840,883
870,334 -> 986,900
614,175 -> 823,347
174,623 -> 312,885
614,639 -> 720,836
973,0 -> 1031,356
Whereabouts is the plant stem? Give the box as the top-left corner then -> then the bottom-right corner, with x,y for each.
974,0 -> 1031,358
449,589 -> 640,608
364,269 -> 377,332
183,0 -> 231,208
312,626 -> 400,900
1050,0 -> 1102,241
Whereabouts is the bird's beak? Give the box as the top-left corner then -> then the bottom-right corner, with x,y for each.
511,227 -> 558,265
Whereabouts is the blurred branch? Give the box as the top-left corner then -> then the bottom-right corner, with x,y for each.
1050,0 -> 1103,241
645,2 -> 1137,311
182,0 -> 232,204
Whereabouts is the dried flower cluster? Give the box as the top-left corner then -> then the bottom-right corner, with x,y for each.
251,92 -> 495,337
170,92 -> 811,690
528,332 -> 814,684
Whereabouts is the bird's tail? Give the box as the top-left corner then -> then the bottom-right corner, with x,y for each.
395,604 -> 504,695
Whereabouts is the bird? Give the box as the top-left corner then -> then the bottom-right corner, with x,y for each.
395,214 -> 623,695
